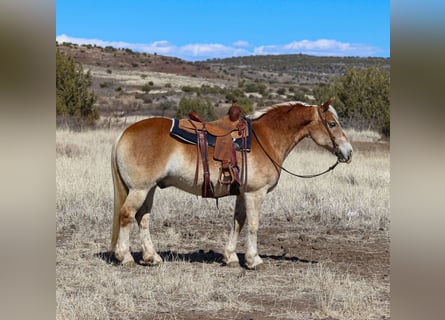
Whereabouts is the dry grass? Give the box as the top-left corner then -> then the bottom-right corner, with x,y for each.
344,128 -> 383,143
56,127 -> 389,320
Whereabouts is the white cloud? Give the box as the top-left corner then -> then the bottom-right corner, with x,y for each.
56,34 -> 131,50
255,39 -> 380,56
56,34 -> 177,55
135,41 -> 176,55
56,34 -> 383,61
232,40 -> 251,48
178,43 -> 250,60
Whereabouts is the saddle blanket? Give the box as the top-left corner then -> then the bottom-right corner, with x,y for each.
170,118 -> 252,151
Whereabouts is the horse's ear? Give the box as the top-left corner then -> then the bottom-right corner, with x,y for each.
320,98 -> 334,112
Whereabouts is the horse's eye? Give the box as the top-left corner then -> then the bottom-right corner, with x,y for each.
328,122 -> 337,128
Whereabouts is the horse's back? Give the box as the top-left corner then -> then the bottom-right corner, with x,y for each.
119,117 -> 172,148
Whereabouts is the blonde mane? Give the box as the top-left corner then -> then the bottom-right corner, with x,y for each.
248,101 -> 315,120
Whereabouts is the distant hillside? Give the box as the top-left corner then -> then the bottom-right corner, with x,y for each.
202,54 -> 390,85
56,42 -> 390,123
56,42 -> 222,79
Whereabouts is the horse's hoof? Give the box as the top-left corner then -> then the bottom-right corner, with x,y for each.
246,262 -> 266,270
116,251 -> 135,265
143,254 -> 163,266
225,261 -> 241,268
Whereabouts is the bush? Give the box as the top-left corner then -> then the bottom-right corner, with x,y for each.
235,97 -> 254,115
56,49 -> 98,127
175,97 -> 217,121
141,82 -> 152,93
99,81 -> 113,88
244,82 -> 267,95
181,85 -> 195,93
276,87 -> 286,95
314,66 -> 390,135
225,89 -> 245,102
158,101 -> 176,115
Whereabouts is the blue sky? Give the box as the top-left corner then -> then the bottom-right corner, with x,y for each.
56,0 -> 390,61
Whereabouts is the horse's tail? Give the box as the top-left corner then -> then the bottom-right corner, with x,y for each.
110,132 -> 128,252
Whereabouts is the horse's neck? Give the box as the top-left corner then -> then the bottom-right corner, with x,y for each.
254,106 -> 313,164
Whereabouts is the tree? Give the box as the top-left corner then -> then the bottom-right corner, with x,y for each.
56,49 -> 98,126
314,66 -> 390,135
175,97 -> 217,121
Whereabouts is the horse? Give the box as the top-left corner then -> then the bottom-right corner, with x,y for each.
110,98 -> 353,269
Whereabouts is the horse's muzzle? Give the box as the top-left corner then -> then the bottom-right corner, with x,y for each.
337,153 -> 352,163
335,143 -> 353,163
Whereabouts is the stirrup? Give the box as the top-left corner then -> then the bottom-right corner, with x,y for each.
218,166 -> 235,185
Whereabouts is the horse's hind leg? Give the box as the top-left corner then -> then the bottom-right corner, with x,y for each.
135,187 -> 162,266
115,189 -> 149,264
224,195 -> 246,267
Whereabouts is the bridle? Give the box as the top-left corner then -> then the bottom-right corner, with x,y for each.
251,107 -> 340,179
317,107 -> 340,152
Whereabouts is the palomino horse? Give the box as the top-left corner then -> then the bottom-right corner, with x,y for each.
110,99 -> 353,269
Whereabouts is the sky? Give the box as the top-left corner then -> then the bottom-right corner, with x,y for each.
56,0 -> 390,61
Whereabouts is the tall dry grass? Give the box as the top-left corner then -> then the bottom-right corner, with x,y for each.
56,126 -> 389,320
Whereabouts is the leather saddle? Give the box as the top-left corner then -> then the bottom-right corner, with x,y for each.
172,104 -> 249,198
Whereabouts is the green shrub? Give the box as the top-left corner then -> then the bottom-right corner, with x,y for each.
175,97 -> 217,121
235,97 -> 254,115
276,87 -> 286,95
314,66 -> 390,135
56,49 -> 98,127
181,85 -> 195,93
141,82 -> 152,93
244,82 -> 258,93
225,89 -> 245,102
244,82 -> 267,94
199,84 -> 222,94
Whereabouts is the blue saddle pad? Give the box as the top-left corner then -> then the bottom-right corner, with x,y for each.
170,118 -> 252,151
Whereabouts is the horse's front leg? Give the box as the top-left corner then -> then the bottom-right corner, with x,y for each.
244,187 -> 267,269
224,195 -> 246,267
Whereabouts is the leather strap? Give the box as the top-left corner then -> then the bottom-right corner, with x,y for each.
189,119 -> 214,198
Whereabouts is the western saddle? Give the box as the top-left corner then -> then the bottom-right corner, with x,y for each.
178,101 -> 249,198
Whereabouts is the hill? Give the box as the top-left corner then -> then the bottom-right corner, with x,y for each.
56,42 -> 389,121
202,54 -> 389,85
56,42 -> 222,79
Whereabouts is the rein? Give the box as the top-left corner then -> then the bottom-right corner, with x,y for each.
251,126 -> 339,179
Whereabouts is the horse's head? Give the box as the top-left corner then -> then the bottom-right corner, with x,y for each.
308,98 -> 353,163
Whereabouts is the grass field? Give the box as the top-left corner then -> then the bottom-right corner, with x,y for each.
56,125 -> 389,320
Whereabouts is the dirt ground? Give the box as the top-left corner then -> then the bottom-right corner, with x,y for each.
118,220 -> 389,320
84,210 -> 389,319
56,131 -> 389,320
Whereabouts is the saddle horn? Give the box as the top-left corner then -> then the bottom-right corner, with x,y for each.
188,111 -> 204,122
